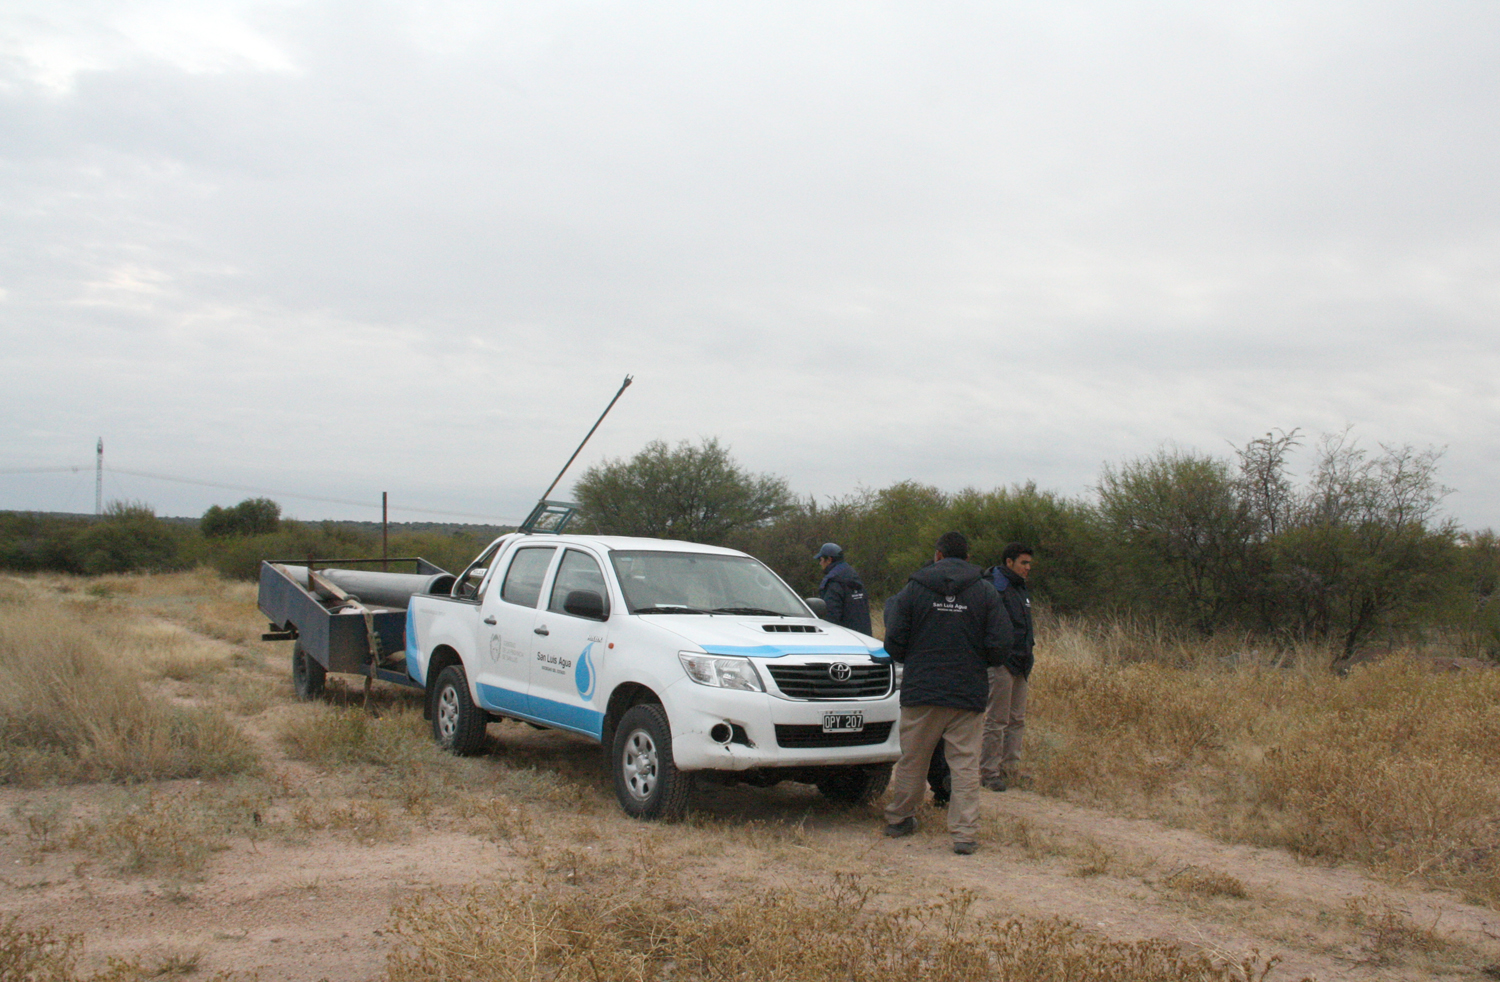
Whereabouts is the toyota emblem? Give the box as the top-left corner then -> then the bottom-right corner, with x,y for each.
828,662 -> 852,682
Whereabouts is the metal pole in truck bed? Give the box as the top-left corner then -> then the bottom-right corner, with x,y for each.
538,374 -> 633,504
518,374 -> 634,533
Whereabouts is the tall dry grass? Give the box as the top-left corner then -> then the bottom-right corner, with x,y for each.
1027,610 -> 1500,903
386,849 -> 1306,982
0,578 -> 257,784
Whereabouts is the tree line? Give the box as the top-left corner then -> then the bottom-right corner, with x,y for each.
3,428 -> 1494,659
574,433 -> 1499,659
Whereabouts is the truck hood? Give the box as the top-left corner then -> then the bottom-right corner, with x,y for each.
636,615 -> 887,659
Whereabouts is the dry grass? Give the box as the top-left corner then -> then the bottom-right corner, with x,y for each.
385,847 -> 1309,982
65,791 -> 226,876
277,703 -> 433,767
0,915 -> 248,981
0,583 -> 258,784
1028,612 -> 1500,904
1164,865 -> 1249,899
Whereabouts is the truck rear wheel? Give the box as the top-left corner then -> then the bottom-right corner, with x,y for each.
292,643 -> 326,701
612,704 -> 690,820
815,763 -> 893,806
431,665 -> 487,756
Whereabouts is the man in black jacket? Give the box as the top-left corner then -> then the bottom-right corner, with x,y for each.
815,543 -> 872,634
881,531 -> 1010,854
982,542 -> 1035,792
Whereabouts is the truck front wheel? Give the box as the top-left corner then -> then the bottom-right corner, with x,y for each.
431,665 -> 487,756
612,704 -> 690,820
292,643 -> 326,701
815,763 -> 893,806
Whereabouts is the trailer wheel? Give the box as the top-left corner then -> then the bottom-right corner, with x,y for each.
291,643 -> 326,701
431,665 -> 487,756
611,704 -> 690,820
815,763 -> 893,806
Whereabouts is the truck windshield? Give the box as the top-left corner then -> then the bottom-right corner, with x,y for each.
608,551 -> 808,617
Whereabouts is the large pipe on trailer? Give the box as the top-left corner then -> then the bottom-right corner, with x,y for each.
279,566 -> 457,608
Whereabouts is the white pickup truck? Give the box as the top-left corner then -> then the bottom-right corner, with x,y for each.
403,532 -> 900,818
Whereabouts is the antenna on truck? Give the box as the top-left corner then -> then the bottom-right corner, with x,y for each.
519,374 -> 634,534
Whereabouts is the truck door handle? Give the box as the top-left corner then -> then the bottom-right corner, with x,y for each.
483,616 -> 497,625
534,625 -> 549,636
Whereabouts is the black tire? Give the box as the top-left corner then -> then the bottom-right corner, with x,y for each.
430,664 -> 487,756
292,642 -> 326,701
612,704 -> 691,820
815,763 -> 893,806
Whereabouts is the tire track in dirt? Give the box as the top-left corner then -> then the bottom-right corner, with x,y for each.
846,788 -> 1500,982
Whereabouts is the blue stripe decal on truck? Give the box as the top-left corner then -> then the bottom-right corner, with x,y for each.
405,607 -> 425,687
476,682 -> 529,717
699,644 -> 884,658
475,683 -> 604,740
530,696 -> 605,739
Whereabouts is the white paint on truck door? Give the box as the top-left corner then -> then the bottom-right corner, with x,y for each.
474,544 -> 557,719
527,547 -> 610,738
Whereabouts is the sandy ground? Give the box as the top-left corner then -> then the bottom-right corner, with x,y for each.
5,598 -> 1500,981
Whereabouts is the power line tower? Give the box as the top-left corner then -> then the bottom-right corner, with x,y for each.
95,438 -> 103,516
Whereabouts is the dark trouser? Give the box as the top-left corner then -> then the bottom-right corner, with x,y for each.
928,742 -> 949,798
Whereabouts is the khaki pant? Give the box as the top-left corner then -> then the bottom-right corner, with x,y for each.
885,704 -> 983,846
981,667 -> 1027,784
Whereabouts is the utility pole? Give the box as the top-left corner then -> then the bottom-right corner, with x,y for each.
95,438 -> 103,516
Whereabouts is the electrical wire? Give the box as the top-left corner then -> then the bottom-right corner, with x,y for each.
0,463 -> 520,524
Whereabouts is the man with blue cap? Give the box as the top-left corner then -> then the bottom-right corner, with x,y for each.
814,543 -> 872,635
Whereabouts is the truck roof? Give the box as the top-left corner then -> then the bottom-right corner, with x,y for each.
494,533 -> 749,557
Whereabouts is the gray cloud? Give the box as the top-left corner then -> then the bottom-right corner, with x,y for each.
3,1 -> 1499,529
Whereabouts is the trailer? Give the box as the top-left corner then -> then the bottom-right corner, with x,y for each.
258,557 -> 456,700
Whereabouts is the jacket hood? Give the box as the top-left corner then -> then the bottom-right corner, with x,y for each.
820,561 -> 862,587
910,557 -> 983,596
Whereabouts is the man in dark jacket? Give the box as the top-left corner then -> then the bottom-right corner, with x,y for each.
881,531 -> 1010,854
982,542 -> 1035,791
815,543 -> 872,634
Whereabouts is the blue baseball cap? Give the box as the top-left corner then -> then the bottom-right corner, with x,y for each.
815,543 -> 843,560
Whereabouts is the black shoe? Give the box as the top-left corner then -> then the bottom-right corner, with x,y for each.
952,841 -> 978,855
931,795 -> 949,807
883,816 -> 917,838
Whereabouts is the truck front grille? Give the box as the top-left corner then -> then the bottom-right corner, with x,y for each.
765,663 -> 892,699
774,721 -> 894,748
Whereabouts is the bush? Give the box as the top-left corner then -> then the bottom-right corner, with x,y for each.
72,501 -> 185,576
201,497 -> 281,538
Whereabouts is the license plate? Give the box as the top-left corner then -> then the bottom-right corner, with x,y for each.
822,713 -> 864,733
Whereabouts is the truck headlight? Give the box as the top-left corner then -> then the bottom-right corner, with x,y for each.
678,652 -> 764,692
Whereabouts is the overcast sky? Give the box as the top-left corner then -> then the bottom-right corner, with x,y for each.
3,1 -> 1498,530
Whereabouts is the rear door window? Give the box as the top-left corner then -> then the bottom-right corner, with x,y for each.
501,547 -> 556,608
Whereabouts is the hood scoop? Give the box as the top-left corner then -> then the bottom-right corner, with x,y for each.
762,623 -> 823,633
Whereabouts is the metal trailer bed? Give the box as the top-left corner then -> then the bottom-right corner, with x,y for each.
257,557 -> 454,694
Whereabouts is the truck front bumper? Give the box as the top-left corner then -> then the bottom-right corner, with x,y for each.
663,681 -> 901,771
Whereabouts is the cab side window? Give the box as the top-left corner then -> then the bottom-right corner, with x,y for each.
548,550 -> 610,618
500,547 -> 556,608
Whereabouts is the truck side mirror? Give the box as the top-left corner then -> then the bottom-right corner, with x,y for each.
564,589 -> 608,621
804,597 -> 828,619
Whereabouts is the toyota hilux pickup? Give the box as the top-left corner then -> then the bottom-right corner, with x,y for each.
403,532 -> 899,818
